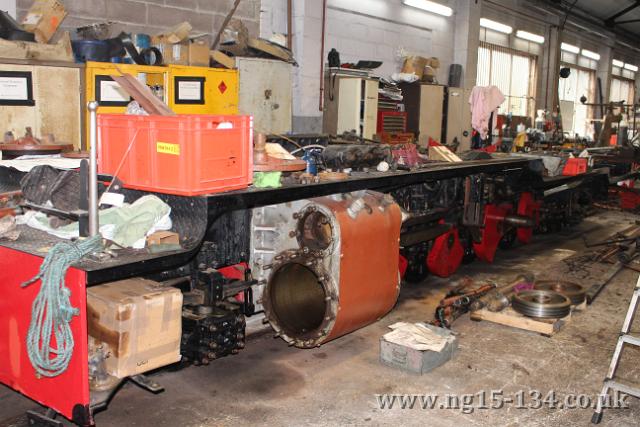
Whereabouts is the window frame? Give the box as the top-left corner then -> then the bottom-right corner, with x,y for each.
476,41 -> 538,118
558,62 -> 597,138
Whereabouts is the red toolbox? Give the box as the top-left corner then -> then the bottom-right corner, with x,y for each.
98,114 -> 253,196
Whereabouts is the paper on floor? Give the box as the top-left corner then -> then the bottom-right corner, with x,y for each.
383,322 -> 454,352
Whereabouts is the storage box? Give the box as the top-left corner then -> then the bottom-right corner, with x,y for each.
562,158 -> 587,176
87,278 -> 183,379
379,324 -> 457,374
21,0 -> 67,43
157,40 -> 210,66
97,114 -> 253,196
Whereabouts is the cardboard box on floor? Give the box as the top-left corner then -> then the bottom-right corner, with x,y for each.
156,39 -> 210,67
87,278 -> 183,379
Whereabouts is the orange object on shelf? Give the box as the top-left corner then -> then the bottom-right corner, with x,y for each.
610,134 -> 618,146
98,114 -> 253,196
562,158 -> 587,176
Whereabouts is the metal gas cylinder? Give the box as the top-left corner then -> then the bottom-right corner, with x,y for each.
258,191 -> 402,348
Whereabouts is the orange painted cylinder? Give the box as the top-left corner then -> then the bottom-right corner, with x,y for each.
262,191 -> 402,348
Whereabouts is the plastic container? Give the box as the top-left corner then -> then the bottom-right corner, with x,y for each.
562,158 -> 587,176
98,114 -> 253,196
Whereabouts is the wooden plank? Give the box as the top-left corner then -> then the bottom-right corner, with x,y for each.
210,50 -> 236,69
212,0 -> 242,50
429,145 -> 462,162
110,73 -> 175,116
247,38 -> 294,63
470,307 -> 570,336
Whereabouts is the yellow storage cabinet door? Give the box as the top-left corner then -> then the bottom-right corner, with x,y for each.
168,65 -> 238,115
85,62 -> 169,146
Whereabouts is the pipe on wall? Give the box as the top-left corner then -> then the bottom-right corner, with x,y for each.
319,0 -> 328,112
287,0 -> 292,50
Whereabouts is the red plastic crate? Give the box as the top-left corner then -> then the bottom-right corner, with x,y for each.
562,158 -> 587,176
98,114 -> 253,196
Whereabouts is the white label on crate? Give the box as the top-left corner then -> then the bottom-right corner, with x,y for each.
0,77 -> 29,100
177,80 -> 202,101
100,80 -> 129,103
99,192 -> 125,207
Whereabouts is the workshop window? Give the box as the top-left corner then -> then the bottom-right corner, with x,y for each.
558,65 -> 596,138
476,42 -> 537,117
610,77 -> 636,106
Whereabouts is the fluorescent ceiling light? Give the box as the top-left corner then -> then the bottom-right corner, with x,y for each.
581,49 -> 600,61
624,63 -> 639,72
561,42 -> 580,54
612,59 -> 624,68
516,30 -> 544,44
402,0 -> 453,16
480,18 -> 513,34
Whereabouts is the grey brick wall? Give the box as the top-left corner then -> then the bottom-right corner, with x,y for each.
16,0 -> 261,40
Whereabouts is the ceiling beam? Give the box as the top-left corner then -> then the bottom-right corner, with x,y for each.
605,1 -> 640,27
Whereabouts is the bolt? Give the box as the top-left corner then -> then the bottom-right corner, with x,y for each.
208,342 -> 218,349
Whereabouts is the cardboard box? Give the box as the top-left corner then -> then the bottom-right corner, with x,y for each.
188,40 -> 210,67
87,278 -> 183,378
401,56 -> 440,79
157,40 -> 210,66
152,21 -> 192,45
146,231 -> 180,246
401,55 -> 429,78
379,324 -> 457,374
21,0 -> 67,43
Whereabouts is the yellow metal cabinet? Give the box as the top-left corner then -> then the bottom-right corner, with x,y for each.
167,65 -> 238,115
85,61 -> 169,145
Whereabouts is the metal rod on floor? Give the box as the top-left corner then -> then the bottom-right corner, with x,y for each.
88,101 -> 99,237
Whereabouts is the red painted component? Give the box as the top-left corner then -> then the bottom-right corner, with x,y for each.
427,226 -> 463,277
0,247 -> 89,423
376,111 -> 407,134
473,204 -> 511,263
562,158 -> 587,176
217,263 -> 248,281
398,254 -> 409,279
619,188 -> 640,210
218,262 -> 250,302
516,192 -> 541,244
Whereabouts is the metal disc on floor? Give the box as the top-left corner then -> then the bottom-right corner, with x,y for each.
512,290 -> 571,319
534,280 -> 586,305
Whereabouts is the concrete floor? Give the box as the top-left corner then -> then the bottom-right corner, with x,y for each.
2,210 -> 640,427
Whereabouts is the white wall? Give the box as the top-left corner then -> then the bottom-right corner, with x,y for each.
261,0 -> 457,132
324,0 -> 454,81
0,0 -> 16,18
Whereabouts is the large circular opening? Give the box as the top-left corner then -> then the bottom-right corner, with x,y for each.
268,262 -> 327,337
297,211 -> 333,251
